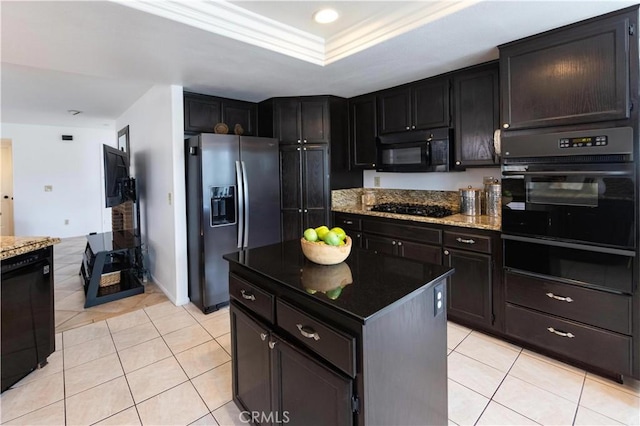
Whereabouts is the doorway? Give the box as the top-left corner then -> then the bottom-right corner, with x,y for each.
1,139 -> 15,236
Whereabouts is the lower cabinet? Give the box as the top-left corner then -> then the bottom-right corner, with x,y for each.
272,335 -> 353,426
231,304 -> 353,426
444,248 -> 492,327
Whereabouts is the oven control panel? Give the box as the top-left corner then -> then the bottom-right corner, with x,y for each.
559,135 -> 608,148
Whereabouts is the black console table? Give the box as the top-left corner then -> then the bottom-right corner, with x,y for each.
80,231 -> 144,308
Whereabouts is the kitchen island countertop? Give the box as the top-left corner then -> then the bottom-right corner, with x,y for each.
333,204 -> 501,231
224,239 -> 454,323
0,236 -> 61,260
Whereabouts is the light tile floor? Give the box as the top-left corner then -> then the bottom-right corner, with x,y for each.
2,238 -> 639,425
52,236 -> 170,333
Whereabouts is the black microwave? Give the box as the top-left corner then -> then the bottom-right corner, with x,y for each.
376,128 -> 454,172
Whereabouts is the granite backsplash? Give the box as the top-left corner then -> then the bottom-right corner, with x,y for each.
332,188 -> 460,210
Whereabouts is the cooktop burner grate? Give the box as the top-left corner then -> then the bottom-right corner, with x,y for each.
370,203 -> 456,218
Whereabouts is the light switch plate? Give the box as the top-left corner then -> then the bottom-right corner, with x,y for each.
44,185 -> 53,192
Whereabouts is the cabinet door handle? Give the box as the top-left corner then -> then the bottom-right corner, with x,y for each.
297,147 -> 301,151
444,250 -> 450,255
546,292 -> 573,303
411,125 -> 416,130
405,126 -> 410,130
268,340 -> 277,349
456,237 -> 475,244
397,241 -> 402,246
297,139 -> 301,144
240,289 -> 256,301
547,327 -> 575,338
296,324 -> 320,340
260,333 -> 267,341
503,123 -> 510,129
303,139 -> 307,143
344,220 -> 353,225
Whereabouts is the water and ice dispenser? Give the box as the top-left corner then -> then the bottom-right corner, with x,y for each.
210,186 -> 236,226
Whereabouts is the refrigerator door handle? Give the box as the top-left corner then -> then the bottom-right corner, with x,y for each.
235,161 -> 244,249
241,161 -> 250,248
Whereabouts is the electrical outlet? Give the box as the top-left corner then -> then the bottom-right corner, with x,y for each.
64,219 -> 69,225
168,192 -> 172,205
44,185 -> 53,192
373,176 -> 381,187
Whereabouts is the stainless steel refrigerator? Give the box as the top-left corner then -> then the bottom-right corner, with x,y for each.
186,134 -> 281,313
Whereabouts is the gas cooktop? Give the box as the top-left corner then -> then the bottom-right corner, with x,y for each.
370,203 -> 456,218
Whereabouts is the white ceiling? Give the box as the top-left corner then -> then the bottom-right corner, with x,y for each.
1,0 -> 637,128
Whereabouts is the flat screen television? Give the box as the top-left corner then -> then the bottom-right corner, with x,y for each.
103,144 -> 130,207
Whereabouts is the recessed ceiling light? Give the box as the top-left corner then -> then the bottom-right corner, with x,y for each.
313,8 -> 339,24
67,110 -> 82,116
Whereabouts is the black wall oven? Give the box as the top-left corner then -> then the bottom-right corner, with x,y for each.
501,127 -> 636,295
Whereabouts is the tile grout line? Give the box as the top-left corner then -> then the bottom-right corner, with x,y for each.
571,373 -> 587,425
106,318 -> 143,426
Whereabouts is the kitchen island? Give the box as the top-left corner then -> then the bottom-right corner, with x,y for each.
1,236 -> 59,392
224,240 -> 454,425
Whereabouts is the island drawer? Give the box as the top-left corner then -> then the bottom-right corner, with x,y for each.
505,304 -> 632,375
506,272 -> 632,335
276,300 -> 356,378
229,274 -> 274,324
444,231 -> 491,254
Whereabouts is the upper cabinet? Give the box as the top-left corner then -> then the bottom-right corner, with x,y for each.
377,77 -> 450,134
184,92 -> 257,135
452,62 -> 500,169
499,8 -> 635,131
272,98 -> 330,145
348,94 -> 377,170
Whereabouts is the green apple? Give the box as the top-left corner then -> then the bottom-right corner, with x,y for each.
303,228 -> 318,242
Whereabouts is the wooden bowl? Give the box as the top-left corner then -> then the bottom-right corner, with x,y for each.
300,236 -> 352,265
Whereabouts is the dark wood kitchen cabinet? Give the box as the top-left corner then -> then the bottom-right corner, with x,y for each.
261,96 -> 361,240
362,218 -> 443,267
499,7 -> 636,130
453,62 -> 500,168
270,98 -> 330,145
184,92 -> 257,135
279,144 -> 329,241
377,77 -> 450,134
333,213 -> 363,248
443,229 -> 499,329
348,94 -> 377,169
231,304 -> 352,426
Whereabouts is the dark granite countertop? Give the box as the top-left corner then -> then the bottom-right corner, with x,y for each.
224,240 -> 454,323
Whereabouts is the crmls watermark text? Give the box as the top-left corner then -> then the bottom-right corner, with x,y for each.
240,411 -> 290,424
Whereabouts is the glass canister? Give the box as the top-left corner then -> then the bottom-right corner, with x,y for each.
459,186 -> 483,216
485,183 -> 501,217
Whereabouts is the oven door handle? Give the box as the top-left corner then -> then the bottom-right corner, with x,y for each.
501,234 -> 636,257
502,170 -> 632,177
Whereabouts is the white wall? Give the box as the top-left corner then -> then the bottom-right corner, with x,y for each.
0,123 -> 115,238
363,168 -> 501,191
116,85 -> 188,306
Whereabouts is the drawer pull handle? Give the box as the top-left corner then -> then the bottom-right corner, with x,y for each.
545,292 -> 573,303
344,220 -> 353,225
547,327 -> 575,338
260,333 -> 267,341
268,340 -> 276,349
240,289 -> 256,301
296,324 -> 320,341
456,237 -> 476,244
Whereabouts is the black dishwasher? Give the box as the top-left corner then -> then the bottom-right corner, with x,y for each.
1,247 -> 54,392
